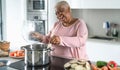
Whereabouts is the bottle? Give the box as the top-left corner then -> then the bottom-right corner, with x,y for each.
103,21 -> 111,36
111,24 -> 119,37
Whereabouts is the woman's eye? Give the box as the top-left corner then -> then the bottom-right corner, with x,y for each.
55,11 -> 60,15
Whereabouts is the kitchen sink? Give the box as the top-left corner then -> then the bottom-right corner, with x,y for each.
90,36 -> 115,40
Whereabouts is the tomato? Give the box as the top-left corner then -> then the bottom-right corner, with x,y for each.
22,53 -> 25,56
19,52 -> 23,56
9,52 -> 14,56
16,52 -> 20,57
10,50 -> 25,57
13,53 -> 17,57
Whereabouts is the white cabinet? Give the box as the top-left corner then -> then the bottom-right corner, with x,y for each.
59,0 -> 82,9
65,0 -> 82,9
81,0 -> 120,9
59,0 -> 120,9
86,39 -> 120,65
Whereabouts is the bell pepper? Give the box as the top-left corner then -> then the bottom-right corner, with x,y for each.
107,61 -> 118,68
96,61 -> 107,68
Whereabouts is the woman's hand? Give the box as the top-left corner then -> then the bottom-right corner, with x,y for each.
30,32 -> 43,40
50,35 -> 60,45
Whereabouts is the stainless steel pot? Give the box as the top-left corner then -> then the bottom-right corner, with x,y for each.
21,43 -> 51,66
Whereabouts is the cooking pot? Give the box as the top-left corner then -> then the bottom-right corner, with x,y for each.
21,43 -> 51,66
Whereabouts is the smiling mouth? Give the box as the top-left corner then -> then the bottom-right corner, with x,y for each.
60,19 -> 66,23
59,17 -> 66,22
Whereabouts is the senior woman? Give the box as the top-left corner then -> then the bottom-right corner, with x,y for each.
31,1 -> 88,60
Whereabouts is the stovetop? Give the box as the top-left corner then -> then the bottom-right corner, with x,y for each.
9,60 -> 50,70
9,56 -> 71,70
0,66 -> 18,70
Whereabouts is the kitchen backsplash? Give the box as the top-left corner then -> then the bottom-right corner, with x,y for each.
72,9 -> 120,38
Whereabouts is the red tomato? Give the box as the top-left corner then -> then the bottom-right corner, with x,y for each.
16,52 -> 20,57
22,53 -> 25,56
13,53 -> 17,57
19,52 -> 23,56
9,52 -> 14,56
10,50 -> 25,57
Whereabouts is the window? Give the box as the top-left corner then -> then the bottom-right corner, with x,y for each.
0,0 -> 3,40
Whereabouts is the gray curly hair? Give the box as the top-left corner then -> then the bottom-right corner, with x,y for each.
55,1 -> 71,12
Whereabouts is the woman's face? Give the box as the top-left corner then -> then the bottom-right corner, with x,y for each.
55,6 -> 71,23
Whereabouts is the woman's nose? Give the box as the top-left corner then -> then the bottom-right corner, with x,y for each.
57,14 -> 63,19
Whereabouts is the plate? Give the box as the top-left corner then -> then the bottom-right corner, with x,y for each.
9,55 -> 24,59
9,50 -> 25,59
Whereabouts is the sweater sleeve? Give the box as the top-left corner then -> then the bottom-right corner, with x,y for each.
59,20 -> 88,47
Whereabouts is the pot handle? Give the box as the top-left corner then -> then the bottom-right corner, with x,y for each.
21,46 -> 27,50
47,48 -> 55,52
47,48 -> 55,56
21,46 -> 24,50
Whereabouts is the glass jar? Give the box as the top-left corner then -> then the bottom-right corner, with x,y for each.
111,24 -> 119,37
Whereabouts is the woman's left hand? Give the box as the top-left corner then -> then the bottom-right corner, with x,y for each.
50,35 -> 60,45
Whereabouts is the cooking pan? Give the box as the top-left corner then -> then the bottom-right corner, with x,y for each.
21,43 -> 52,66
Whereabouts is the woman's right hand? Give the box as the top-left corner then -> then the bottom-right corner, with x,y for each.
30,32 -> 42,39
50,35 -> 60,45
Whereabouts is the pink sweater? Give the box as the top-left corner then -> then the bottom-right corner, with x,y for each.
42,19 -> 88,60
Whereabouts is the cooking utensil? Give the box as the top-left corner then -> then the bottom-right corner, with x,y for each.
21,43 -> 52,66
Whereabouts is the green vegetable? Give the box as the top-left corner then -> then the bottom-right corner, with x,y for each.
96,61 -> 107,68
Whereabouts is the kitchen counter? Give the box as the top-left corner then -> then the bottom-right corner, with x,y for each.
86,38 -> 120,65
88,37 -> 120,44
0,57 -> 23,70
0,38 -> 120,70
0,57 -> 22,64
7,56 -> 71,70
0,53 -> 120,70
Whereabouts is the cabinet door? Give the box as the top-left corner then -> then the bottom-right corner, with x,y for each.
81,0 -> 120,9
86,40 -> 120,65
59,0 -> 82,9
59,0 -> 120,9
